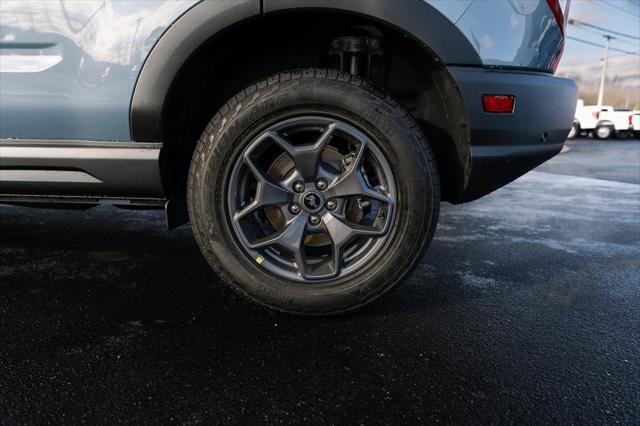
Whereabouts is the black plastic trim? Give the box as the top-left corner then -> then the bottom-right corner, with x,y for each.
0,139 -> 163,198
263,0 -> 481,66
0,195 -> 165,207
460,143 -> 564,202
130,0 -> 261,142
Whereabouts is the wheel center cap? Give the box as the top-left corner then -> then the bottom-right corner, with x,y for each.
301,190 -> 324,213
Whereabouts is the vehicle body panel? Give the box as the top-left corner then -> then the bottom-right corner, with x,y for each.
0,0 -> 199,141
574,103 -> 606,130
598,108 -> 633,131
0,0 -> 575,208
1,0 -> 566,142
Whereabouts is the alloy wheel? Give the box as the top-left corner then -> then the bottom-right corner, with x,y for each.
227,116 -> 397,282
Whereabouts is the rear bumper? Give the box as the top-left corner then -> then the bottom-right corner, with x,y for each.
449,67 -> 578,202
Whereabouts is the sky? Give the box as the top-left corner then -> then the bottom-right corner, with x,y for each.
556,0 -> 640,91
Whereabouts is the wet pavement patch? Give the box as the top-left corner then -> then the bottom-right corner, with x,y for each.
1,138 -> 639,423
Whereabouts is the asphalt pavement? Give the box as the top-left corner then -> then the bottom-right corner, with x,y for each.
1,137 -> 639,424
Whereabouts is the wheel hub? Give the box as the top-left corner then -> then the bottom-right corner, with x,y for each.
300,190 -> 324,213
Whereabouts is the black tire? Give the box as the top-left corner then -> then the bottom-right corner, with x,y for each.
187,69 -> 440,315
567,121 -> 580,139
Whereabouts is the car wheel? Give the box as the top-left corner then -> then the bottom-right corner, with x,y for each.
187,69 -> 440,314
567,121 -> 580,139
594,125 -> 613,140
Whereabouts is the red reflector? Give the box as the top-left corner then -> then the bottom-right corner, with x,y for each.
630,115 -> 633,126
482,95 -> 515,113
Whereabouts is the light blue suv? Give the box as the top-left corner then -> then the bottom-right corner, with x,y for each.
0,0 -> 577,314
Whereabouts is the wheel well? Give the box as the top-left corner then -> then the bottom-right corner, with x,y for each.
597,121 -> 614,127
162,11 -> 470,214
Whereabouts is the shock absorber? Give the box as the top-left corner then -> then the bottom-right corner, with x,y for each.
330,34 -> 384,85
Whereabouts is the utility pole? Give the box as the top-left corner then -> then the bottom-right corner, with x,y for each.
625,91 -> 629,109
597,35 -> 613,107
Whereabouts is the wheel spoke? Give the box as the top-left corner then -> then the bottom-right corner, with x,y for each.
267,123 -> 337,180
234,154 -> 294,220
322,211 -> 387,276
325,141 -> 393,205
249,215 -> 309,276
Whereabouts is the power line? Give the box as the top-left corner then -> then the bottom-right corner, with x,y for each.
570,23 -> 640,52
606,52 -> 640,59
595,0 -> 640,19
614,37 -> 640,48
568,18 -> 640,40
602,0 -> 640,17
594,1 -> 630,17
566,35 -> 640,56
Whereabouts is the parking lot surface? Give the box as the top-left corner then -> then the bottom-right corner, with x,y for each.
1,138 -> 639,423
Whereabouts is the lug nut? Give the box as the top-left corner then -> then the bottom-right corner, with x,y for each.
325,199 -> 337,211
293,181 -> 305,193
289,203 -> 302,215
308,214 -> 321,226
315,178 -> 328,191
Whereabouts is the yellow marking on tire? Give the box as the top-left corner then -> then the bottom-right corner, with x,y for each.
256,255 -> 265,265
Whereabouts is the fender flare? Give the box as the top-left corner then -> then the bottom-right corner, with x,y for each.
131,0 -> 481,142
130,0 -> 261,142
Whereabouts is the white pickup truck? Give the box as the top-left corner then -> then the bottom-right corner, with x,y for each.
569,100 -> 634,139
